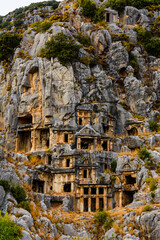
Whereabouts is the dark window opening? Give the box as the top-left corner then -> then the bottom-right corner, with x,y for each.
99,187 -> 104,195
18,114 -> 32,125
106,13 -> 110,22
64,183 -> 71,192
84,198 -> 88,212
81,138 -> 94,150
119,67 -> 126,75
99,198 -> 104,211
84,188 -> 89,195
17,131 -> 32,153
40,129 -> 50,148
91,198 -> 96,212
83,170 -> 87,178
91,187 -> 96,195
128,127 -> 138,136
102,141 -> 108,151
32,180 -> 44,193
79,118 -> 82,125
66,159 -> 70,167
125,175 -> 136,185
122,191 -> 135,206
50,186 -> 52,190
48,155 -> 52,165
100,163 -> 104,171
46,139 -> 49,148
64,134 -> 68,143
50,199 -> 62,208
29,66 -> 39,74
103,125 -> 109,134
105,164 -> 107,170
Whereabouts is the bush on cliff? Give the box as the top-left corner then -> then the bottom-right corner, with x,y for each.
105,0 -> 160,13
0,213 -> 22,240
0,33 -> 21,63
39,32 -> 80,65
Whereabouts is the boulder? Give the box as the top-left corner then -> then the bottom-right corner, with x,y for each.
17,214 -> 33,230
137,210 -> 160,240
122,136 -> 144,149
104,228 -> 117,240
137,166 -> 149,188
21,230 -> 32,240
63,224 -> 77,236
0,186 -> 5,206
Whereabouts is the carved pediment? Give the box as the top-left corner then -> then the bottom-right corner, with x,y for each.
76,124 -> 100,137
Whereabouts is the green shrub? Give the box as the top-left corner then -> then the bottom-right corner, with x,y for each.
150,181 -> 157,192
158,167 -> 160,173
145,177 -> 153,184
138,148 -> 151,160
80,56 -> 91,65
149,120 -> 159,132
17,201 -> 30,212
105,0 -> 160,13
135,26 -> 160,58
95,210 -> 108,224
39,32 -> 80,65
0,33 -> 21,63
77,33 -> 90,47
111,161 -> 117,172
32,20 -> 52,33
81,0 -> 97,19
10,185 -> 27,204
152,16 -> 160,37
145,38 -> 160,58
94,5 -> 105,22
95,210 -> 114,231
85,75 -> 95,82
143,204 -> 152,212
0,213 -> 22,240
103,217 -> 114,230
0,180 -> 10,192
151,191 -> 155,198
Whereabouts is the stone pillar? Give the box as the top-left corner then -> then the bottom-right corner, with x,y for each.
119,190 -> 122,208
96,187 -> 99,210
88,197 -> 91,212
31,129 -> 36,151
80,187 -> 83,212
104,188 -> 107,210
107,140 -> 109,151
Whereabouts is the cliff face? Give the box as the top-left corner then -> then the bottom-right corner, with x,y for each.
0,0 -> 160,239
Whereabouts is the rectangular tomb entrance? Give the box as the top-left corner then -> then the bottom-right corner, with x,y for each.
17,131 -> 31,153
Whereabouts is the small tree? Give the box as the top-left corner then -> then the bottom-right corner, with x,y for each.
111,160 -> 117,172
149,120 -> 159,132
39,32 -> 80,65
0,213 -> 22,240
138,148 -> 151,160
0,33 -> 21,63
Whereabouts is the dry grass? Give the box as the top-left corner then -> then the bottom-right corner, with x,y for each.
23,155 -> 45,167
7,155 -> 14,163
118,149 -> 138,159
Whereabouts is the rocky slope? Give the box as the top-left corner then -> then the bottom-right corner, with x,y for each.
0,0 -> 160,239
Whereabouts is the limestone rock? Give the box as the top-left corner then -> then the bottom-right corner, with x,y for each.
17,214 -> 34,230
21,230 -> 32,240
107,42 -> 129,73
122,136 -> 144,149
0,186 -> 5,206
63,224 -> 77,236
90,29 -> 111,54
105,228 -> 117,240
137,166 -> 149,188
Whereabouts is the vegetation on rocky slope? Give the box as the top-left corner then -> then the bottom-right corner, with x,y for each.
0,213 -> 22,240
